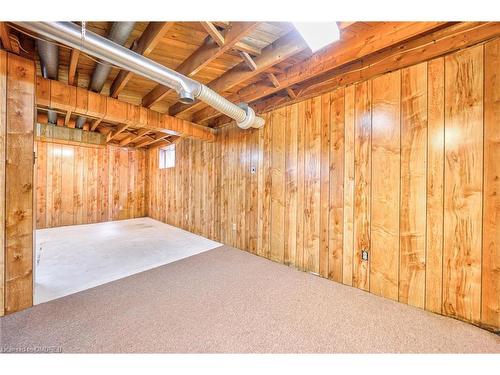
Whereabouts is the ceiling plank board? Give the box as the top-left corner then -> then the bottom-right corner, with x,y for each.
142,22 -> 260,108
110,22 -> 175,98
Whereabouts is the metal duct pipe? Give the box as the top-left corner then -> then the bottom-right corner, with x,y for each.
89,22 -> 135,92
16,22 -> 265,129
76,22 -> 135,128
36,39 -> 59,124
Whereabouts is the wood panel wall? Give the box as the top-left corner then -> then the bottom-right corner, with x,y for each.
35,141 -> 147,229
137,40 -> 499,331
146,138 -> 219,241
0,51 -> 35,315
216,39 -> 500,329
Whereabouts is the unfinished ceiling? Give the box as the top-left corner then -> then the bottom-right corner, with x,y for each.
1,21 -> 498,150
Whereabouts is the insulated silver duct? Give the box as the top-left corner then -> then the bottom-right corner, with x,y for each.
76,22 -> 135,128
36,40 -> 59,124
16,22 -> 265,129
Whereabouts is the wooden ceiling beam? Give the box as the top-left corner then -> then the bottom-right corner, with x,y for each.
110,22 -> 175,98
240,51 -> 258,71
233,41 -> 262,56
68,49 -> 80,86
170,29 -> 308,117
212,21 -> 500,127
36,77 -> 215,141
0,22 -> 12,51
267,73 -> 280,88
120,128 -> 150,146
141,22 -> 260,109
192,21 -> 447,123
106,123 -> 130,142
136,133 -> 168,148
200,22 -> 225,47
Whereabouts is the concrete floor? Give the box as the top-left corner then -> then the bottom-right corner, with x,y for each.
35,217 -> 221,304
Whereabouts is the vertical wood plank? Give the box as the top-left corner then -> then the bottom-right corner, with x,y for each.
353,80 -> 371,291
296,101 -> 306,270
400,62 -> 428,308
482,39 -> 500,329
319,93 -> 331,278
270,107 -> 286,262
0,50 -> 6,316
426,57 -> 445,314
343,85 -> 355,286
303,96 -> 322,274
443,45 -> 483,324
284,103 -> 298,266
329,88 -> 344,282
36,141 -> 47,229
370,70 -> 401,301
61,145 -> 74,226
5,53 -> 35,313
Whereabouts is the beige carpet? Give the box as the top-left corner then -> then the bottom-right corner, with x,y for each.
1,246 -> 498,353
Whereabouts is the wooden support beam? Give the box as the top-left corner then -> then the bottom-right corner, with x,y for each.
233,41 -> 262,56
170,30 -> 308,117
0,22 -> 12,52
64,110 -> 73,127
267,73 -> 280,88
68,49 -> 80,86
36,76 -> 215,141
110,22 -> 174,98
141,22 -> 260,108
286,87 -> 296,99
120,128 -> 150,146
192,21 -> 447,124
200,21 -> 225,47
136,134 -> 168,148
240,51 -> 258,71
209,21 -> 500,129
106,123 -> 130,142
90,118 -> 102,131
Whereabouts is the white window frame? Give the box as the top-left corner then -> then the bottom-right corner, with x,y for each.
159,144 -> 175,169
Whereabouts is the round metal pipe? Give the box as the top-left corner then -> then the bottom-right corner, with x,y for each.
15,22 -> 265,129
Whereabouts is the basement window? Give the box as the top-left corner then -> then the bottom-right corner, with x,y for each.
159,144 -> 175,169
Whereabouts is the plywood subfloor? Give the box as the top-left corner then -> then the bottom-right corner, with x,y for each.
34,217 -> 221,304
4,245 -> 499,353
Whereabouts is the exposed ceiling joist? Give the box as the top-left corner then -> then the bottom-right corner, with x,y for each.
68,49 -> 80,86
110,22 -> 175,98
213,21 -> 500,127
169,29 -> 308,117
192,21 -> 447,124
200,21 -> 225,47
107,123 -> 130,142
141,22 -> 260,108
267,73 -> 280,88
136,133 -> 168,148
240,51 -> 258,71
120,128 -> 150,146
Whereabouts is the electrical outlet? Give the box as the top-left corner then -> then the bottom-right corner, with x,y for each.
232,223 -> 237,231
361,249 -> 369,261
